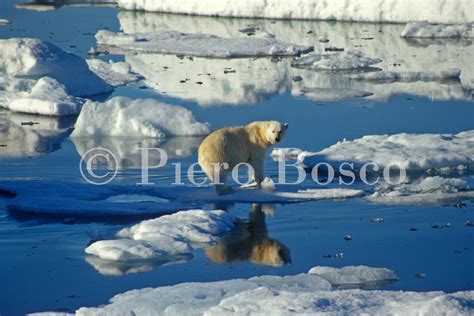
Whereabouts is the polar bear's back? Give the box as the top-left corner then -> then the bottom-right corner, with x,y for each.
198,126 -> 251,168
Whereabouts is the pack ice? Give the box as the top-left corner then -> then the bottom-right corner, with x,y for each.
116,0 -> 474,24
95,29 -> 313,58
37,265 -> 473,315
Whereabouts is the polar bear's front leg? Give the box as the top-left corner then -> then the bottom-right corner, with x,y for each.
214,170 -> 234,195
250,158 -> 265,187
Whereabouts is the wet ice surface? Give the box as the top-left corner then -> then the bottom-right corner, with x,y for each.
1,1 -> 474,315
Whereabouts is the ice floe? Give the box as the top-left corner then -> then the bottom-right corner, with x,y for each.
95,29 -> 313,58
6,77 -> 84,116
308,265 -> 398,289
291,51 -> 381,71
86,59 -> 142,86
0,19 -> 11,25
38,265 -> 473,315
70,97 -> 211,138
0,179 -> 365,217
300,130 -> 474,174
293,86 -> 373,101
350,69 -> 461,83
116,0 -> 474,24
0,112 -> 74,158
368,176 -> 474,205
401,22 -> 474,38
86,210 -> 236,261
0,38 -> 112,97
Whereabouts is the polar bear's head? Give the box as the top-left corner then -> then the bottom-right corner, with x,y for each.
264,121 -> 288,145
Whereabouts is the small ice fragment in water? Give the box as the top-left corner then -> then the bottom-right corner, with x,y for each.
465,221 -> 474,227
432,223 -> 451,229
416,273 -> 427,279
344,235 -> 352,241
88,47 -> 100,56
371,218 -> 384,223
335,252 -> 344,259
409,228 -> 418,231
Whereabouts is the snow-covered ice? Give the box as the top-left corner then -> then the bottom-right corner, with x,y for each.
293,86 -> 373,101
0,19 -> 11,25
291,51 -> 382,71
37,265 -> 473,315
350,69 -> 461,83
86,210 -> 236,261
308,265 -> 398,289
86,59 -> 142,86
0,38 -> 112,97
70,97 -> 211,138
6,77 -> 84,116
368,176 -> 474,205
401,22 -> 474,38
95,29 -> 313,58
300,130 -> 474,174
116,0 -> 474,24
270,148 -> 303,161
0,179 -> 365,217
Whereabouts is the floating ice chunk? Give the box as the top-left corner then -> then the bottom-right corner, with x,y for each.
41,270 -> 473,315
294,86 -> 373,101
270,147 -> 304,161
350,69 -> 461,82
87,210 -> 236,261
308,265 -> 398,288
86,59 -> 142,86
401,22 -> 474,38
300,130 -> 474,174
0,38 -> 112,96
291,51 -> 381,70
95,29 -> 313,58
0,19 -> 10,25
368,176 -> 474,205
70,97 -> 211,138
116,0 -> 474,24
6,77 -> 84,116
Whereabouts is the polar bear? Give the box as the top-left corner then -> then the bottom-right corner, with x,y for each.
198,121 -> 288,195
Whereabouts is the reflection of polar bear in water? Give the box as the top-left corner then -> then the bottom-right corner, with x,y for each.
198,121 -> 288,195
205,204 -> 291,267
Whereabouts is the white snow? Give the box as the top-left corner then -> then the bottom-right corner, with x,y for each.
368,176 -> 474,205
291,51 -> 381,71
70,97 -> 211,138
6,77 -> 84,116
270,148 -> 303,161
0,180 -> 365,217
0,38 -> 112,97
293,86 -> 373,101
401,22 -> 474,38
308,265 -> 398,288
116,0 -> 474,24
300,130 -> 474,174
95,29 -> 313,58
86,59 -> 142,86
86,210 -> 236,260
37,265 -> 473,315
350,69 -> 461,83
